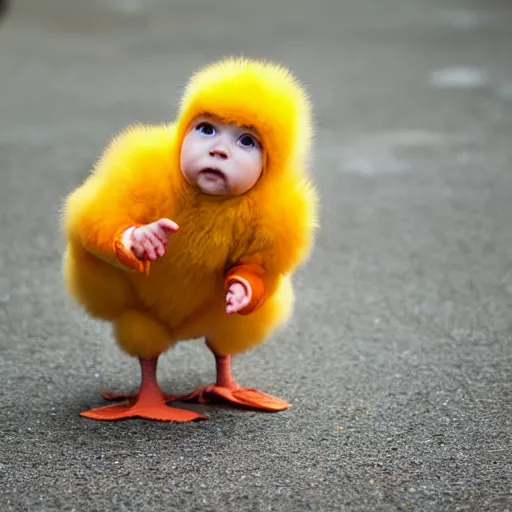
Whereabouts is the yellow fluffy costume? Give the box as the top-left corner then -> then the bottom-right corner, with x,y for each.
61,57 -> 318,422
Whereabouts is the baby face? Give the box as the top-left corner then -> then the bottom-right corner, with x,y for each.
180,115 -> 263,196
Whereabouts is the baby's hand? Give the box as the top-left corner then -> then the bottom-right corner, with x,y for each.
124,218 -> 179,261
226,279 -> 252,314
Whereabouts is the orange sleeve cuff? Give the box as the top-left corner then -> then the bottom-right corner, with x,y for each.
113,225 -> 149,274
225,263 -> 267,315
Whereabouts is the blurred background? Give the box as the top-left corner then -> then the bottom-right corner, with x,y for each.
0,1 -> 511,511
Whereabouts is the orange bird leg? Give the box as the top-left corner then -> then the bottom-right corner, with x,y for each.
80,357 -> 207,422
176,341 -> 291,412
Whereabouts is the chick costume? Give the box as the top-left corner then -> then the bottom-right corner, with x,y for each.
61,57 -> 318,421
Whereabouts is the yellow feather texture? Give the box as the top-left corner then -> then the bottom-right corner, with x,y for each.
61,57 -> 319,358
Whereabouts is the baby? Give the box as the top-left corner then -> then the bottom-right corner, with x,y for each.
61,57 -> 318,422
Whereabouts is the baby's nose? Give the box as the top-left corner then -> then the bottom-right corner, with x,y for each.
209,146 -> 229,159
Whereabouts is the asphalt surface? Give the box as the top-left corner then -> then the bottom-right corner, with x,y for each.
1,0 -> 511,510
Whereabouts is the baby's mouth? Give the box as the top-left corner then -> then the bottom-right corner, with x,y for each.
200,167 -> 226,180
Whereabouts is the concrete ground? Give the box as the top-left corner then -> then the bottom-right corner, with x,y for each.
0,0 -> 511,510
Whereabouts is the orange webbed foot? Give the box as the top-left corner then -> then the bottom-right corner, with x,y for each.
176,343 -> 291,412
82,357 -> 207,422
80,400 -> 206,422
178,385 -> 290,412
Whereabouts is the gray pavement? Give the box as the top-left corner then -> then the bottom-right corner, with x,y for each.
1,0 -> 511,510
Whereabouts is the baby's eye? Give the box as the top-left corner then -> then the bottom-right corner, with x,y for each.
196,122 -> 216,136
238,134 -> 258,148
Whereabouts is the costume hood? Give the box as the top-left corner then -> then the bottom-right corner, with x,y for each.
175,57 -> 313,176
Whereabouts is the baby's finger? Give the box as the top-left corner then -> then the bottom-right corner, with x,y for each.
142,238 -> 157,260
153,226 -> 170,245
232,288 -> 245,302
146,230 -> 164,253
149,239 -> 165,258
131,241 -> 145,259
157,218 -> 180,232
155,243 -> 165,257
